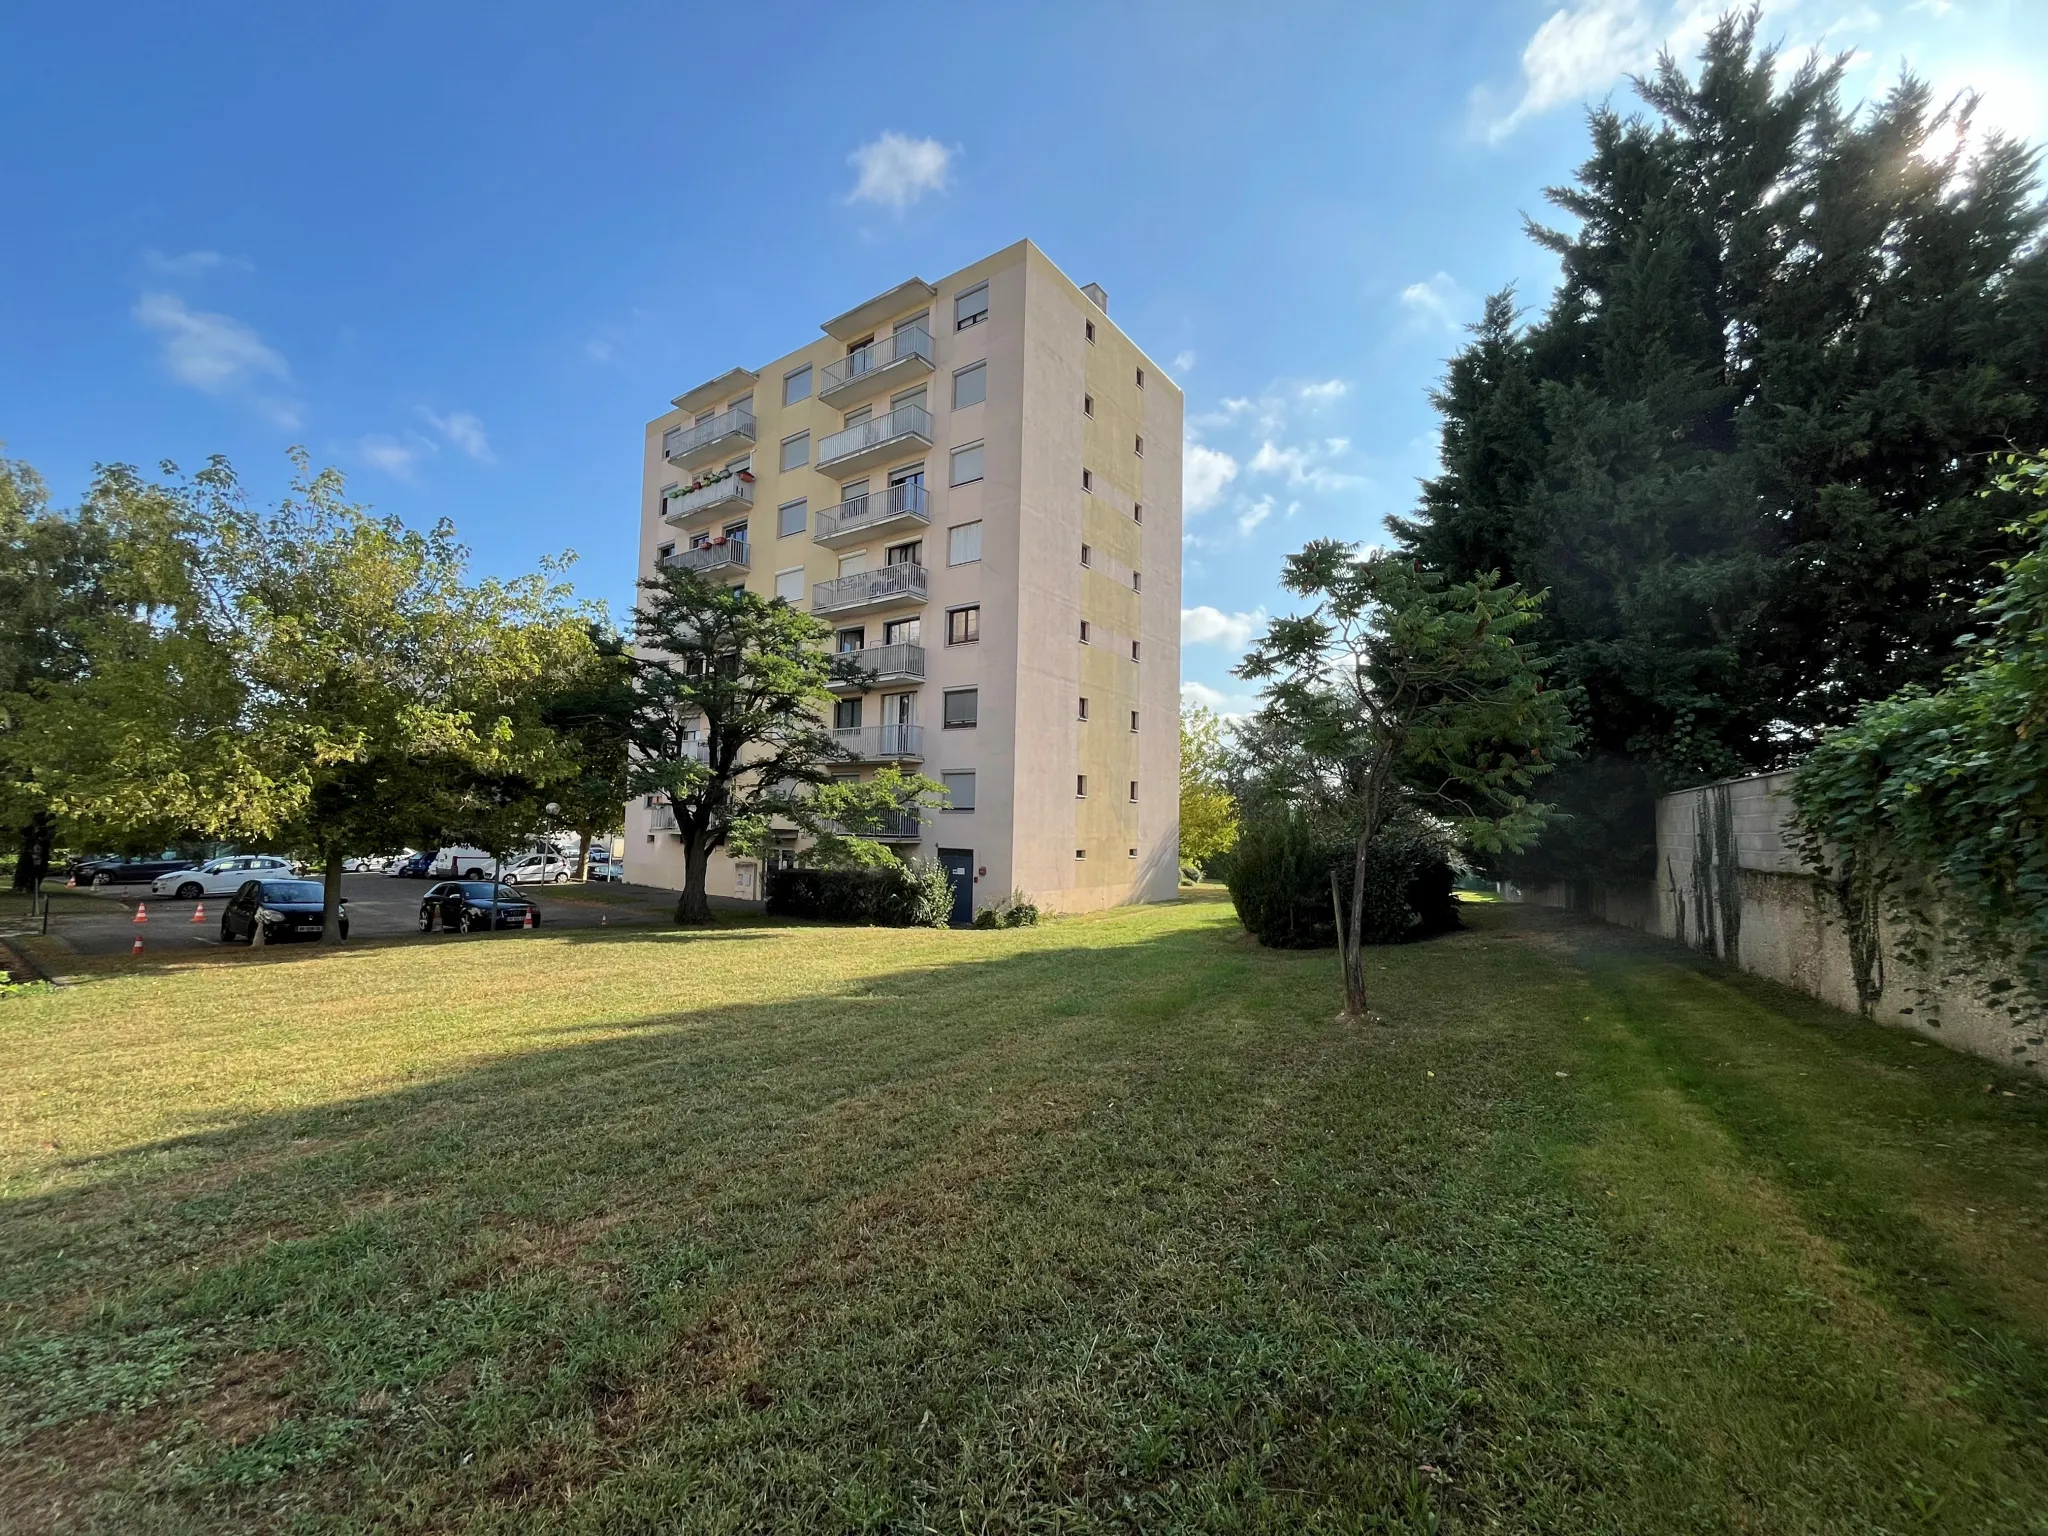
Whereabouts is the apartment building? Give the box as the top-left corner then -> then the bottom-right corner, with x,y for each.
626,239 -> 1181,918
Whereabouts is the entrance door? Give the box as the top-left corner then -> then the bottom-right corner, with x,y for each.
937,848 -> 974,927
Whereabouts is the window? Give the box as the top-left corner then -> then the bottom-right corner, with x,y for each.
1134,502 -> 1143,524
1132,570 -> 1142,592
1085,319 -> 1096,344
1136,366 -> 1146,389
942,771 -> 975,811
884,616 -> 920,645
1131,639 -> 1141,661
836,626 -> 866,651
1076,848 -> 1087,860
1080,543 -> 1092,567
777,498 -> 807,538
1079,620 -> 1091,644
663,426 -> 683,457
1134,435 -> 1144,457
885,540 -> 922,567
1128,781 -> 1139,802
661,480 -> 678,503
943,688 -> 979,728
947,605 -> 980,645
1082,468 -> 1093,492
1128,847 -> 1139,859
1076,775 -> 1088,798
948,521 -> 982,565
774,567 -> 805,603
1130,710 -> 1140,732
833,698 -> 862,730
780,432 -> 809,472
952,361 -> 986,409
950,442 -> 985,486
783,365 -> 812,405
1079,697 -> 1094,722
954,282 -> 988,330
1084,394 -> 1094,417
656,541 -> 674,563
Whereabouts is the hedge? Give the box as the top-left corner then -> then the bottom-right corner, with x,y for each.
764,862 -> 953,927
1225,812 -> 1458,949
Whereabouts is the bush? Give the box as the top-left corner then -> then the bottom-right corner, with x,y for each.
766,861 -> 952,928
973,890 -> 1040,928
1225,811 -> 1458,949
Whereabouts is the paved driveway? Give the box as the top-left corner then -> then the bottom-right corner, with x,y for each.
33,874 -> 677,957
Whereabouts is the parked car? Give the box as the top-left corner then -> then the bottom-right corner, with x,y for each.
585,850 -> 623,882
71,852 -> 200,887
151,855 -> 297,900
220,879 -> 347,944
388,852 -> 436,879
504,852 -> 572,885
342,853 -> 390,873
418,881 -> 539,934
430,846 -> 499,879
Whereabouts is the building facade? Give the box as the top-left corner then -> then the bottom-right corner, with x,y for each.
626,240 -> 1182,917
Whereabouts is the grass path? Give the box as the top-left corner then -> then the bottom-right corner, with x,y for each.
1,895 -> 2044,1533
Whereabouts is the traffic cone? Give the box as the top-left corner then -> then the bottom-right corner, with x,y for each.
523,908 -> 533,929
66,875 -> 76,888
131,936 -> 144,956
191,902 -> 206,923
601,913 -> 608,926
133,902 -> 148,924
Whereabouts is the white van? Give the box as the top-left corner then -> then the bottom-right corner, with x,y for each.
431,846 -> 499,879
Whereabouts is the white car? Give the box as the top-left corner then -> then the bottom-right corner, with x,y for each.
151,855 -> 298,900
504,852 -> 573,885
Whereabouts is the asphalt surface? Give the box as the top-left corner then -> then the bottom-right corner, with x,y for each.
33,873 -> 676,957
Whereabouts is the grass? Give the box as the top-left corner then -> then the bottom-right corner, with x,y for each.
1,894 -> 2044,1533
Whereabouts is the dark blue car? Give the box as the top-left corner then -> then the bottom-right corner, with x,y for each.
220,879 -> 347,944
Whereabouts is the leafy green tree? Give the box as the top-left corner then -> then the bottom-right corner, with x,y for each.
1237,543 -> 1578,1016
1393,12 -> 2048,879
630,565 -> 926,924
1177,704 -> 1239,869
539,627 -> 634,879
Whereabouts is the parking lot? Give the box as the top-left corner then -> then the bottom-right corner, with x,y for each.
25,873 -> 679,958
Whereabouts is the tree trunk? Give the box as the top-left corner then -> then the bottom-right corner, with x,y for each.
1330,867 -> 1356,1012
675,836 -> 714,925
575,828 -> 593,883
322,849 -> 347,945
11,811 -> 55,893
1343,827 -> 1372,1017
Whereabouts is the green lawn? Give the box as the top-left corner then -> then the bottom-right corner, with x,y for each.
2,895 -> 2044,1533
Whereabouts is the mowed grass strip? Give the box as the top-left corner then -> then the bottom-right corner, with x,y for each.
1,895 -> 2045,1533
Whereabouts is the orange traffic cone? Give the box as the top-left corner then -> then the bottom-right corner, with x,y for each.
131,936 -> 144,956
133,902 -> 148,924
191,902 -> 206,924
523,908 -> 534,929
66,874 -> 76,888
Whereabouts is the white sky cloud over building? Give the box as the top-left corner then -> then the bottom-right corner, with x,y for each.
1182,605 -> 1268,650
421,408 -> 493,462
1184,439 -> 1240,512
846,132 -> 953,210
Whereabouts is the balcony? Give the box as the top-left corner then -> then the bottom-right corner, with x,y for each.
822,808 -> 924,842
818,326 -> 935,409
811,562 -> 928,616
663,470 -> 755,524
815,404 -> 932,478
833,723 -> 924,762
663,405 -> 756,471
814,481 -> 930,548
661,539 -> 749,578
828,642 -> 926,692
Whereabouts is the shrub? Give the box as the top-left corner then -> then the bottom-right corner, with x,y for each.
766,861 -> 952,928
1225,810 -> 1458,949
973,890 -> 1041,928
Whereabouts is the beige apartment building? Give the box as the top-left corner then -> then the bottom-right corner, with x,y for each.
626,239 -> 1182,920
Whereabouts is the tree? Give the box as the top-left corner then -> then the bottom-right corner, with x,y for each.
1392,11 -> 2048,879
629,564 -> 932,924
1237,544 -> 1578,1016
539,627 -> 634,879
1178,704 -> 1239,869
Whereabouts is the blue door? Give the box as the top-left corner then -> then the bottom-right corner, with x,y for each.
938,848 -> 974,927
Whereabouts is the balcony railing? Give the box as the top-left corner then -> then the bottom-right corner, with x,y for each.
663,405 -> 756,468
814,481 -> 930,547
815,404 -> 933,476
819,326 -> 935,407
811,561 -> 929,615
829,642 -> 926,690
662,539 -> 749,576
664,471 -> 754,522
833,723 -> 925,761
822,807 -> 924,841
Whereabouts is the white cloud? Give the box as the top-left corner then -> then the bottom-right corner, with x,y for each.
356,435 -> 431,479
1297,378 -> 1348,404
421,408 -> 493,462
1173,349 -> 1197,373
1486,0 -> 1659,141
1247,438 -> 1363,494
846,132 -> 952,210
1180,679 -> 1260,719
1237,496 -> 1275,537
1184,441 -> 1239,513
143,248 -> 251,277
1182,605 -> 1267,650
134,292 -> 288,393
1400,272 -> 1469,330
584,336 -> 615,363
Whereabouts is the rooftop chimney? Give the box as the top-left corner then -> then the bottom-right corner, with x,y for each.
1081,282 -> 1109,314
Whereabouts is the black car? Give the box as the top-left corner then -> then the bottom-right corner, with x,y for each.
220,879 -> 347,944
419,881 -> 538,934
71,852 -> 199,887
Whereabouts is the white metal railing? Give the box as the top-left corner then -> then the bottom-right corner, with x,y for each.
832,642 -> 926,684
662,539 -> 748,575
815,481 -> 930,542
665,472 -> 754,520
821,327 -> 934,393
833,723 -> 925,759
815,404 -> 933,470
812,562 -> 929,614
665,405 -> 756,461
821,808 -> 923,840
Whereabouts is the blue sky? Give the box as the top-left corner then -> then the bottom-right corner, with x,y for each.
4,1 -> 2043,717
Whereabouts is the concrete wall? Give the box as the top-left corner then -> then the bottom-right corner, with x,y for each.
1511,769 -> 2046,1081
